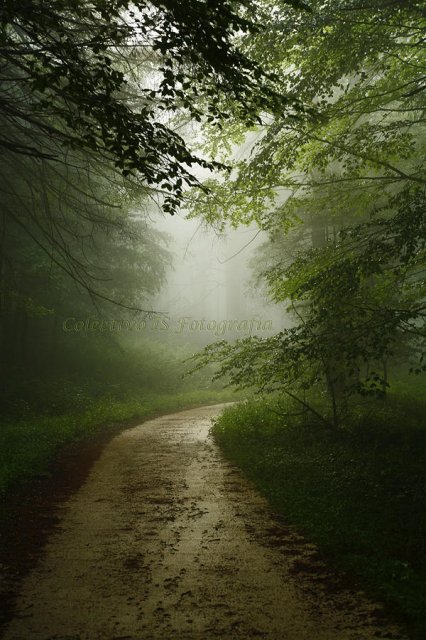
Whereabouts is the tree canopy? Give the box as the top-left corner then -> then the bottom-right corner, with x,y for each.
189,0 -> 426,426
0,0 -> 296,212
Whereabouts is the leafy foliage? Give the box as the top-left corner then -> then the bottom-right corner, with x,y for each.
0,0 -> 297,213
189,0 -> 426,415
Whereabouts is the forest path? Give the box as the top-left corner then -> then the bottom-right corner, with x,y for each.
2,404 -> 407,640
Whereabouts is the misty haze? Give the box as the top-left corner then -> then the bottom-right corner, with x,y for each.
0,2 -> 425,640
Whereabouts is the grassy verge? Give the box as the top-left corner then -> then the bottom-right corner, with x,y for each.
0,388 -> 237,495
212,394 -> 426,638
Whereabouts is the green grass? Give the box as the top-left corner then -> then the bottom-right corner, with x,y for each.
0,388 -> 238,494
212,393 -> 426,638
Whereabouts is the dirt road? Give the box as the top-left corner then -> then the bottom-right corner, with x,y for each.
1,404 -> 407,640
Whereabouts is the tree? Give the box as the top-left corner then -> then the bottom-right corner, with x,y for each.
188,0 -> 426,424
2,0 -> 312,406
0,0 -> 303,318
0,0 -> 293,212
0,155 -> 172,390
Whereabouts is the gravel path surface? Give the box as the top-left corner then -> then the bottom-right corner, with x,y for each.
1,404 -> 407,640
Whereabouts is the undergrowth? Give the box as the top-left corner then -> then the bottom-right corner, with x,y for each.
212,389 -> 426,638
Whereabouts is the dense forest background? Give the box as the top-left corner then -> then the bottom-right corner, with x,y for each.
0,0 -> 270,416
1,1 -> 426,636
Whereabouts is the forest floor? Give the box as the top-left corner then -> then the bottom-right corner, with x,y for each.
0,404 -> 410,640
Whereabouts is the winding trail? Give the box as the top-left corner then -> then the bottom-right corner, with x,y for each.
2,404 -> 407,640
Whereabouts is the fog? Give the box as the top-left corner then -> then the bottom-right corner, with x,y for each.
2,3 -> 426,638
150,213 -> 286,346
